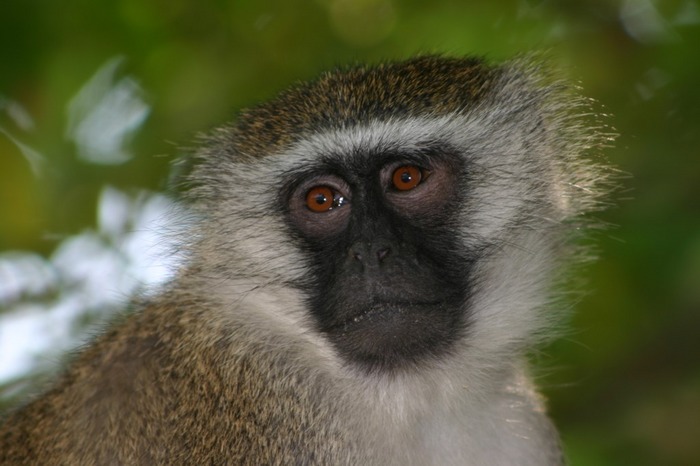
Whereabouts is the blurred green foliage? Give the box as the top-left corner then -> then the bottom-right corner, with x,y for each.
1,0 -> 699,464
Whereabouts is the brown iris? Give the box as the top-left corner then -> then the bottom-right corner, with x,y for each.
306,186 -> 335,212
392,165 -> 422,191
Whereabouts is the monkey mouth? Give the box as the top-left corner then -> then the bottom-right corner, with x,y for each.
322,297 -> 463,371
331,300 -> 443,331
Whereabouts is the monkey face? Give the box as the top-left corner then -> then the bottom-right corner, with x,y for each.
285,148 -> 474,372
189,56 -> 603,377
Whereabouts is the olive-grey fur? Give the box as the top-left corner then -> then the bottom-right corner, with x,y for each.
0,56 -> 610,465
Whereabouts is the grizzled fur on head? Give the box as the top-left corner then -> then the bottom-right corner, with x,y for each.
215,56 -> 498,157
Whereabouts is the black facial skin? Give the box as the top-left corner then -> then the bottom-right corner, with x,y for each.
286,148 -> 473,373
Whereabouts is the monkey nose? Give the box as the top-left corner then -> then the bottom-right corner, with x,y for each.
349,241 -> 392,265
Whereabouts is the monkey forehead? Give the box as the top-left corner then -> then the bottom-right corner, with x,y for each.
273,114 -> 477,169
229,56 -> 500,157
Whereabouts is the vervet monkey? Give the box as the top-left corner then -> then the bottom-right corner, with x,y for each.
0,56 -> 610,465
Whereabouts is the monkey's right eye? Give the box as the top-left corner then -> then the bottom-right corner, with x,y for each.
306,186 -> 347,213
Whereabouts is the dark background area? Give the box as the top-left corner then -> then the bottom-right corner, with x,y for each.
1,1 -> 699,464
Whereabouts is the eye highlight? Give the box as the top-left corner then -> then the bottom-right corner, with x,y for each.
306,186 -> 347,212
392,165 -> 423,191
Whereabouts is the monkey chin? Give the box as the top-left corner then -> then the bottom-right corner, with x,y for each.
325,300 -> 462,372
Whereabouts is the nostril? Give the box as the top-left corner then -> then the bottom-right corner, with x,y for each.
376,247 -> 390,262
348,241 -> 392,265
349,244 -> 365,262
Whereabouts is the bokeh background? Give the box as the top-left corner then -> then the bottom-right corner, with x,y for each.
1,1 -> 699,464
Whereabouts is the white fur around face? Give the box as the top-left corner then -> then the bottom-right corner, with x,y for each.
183,77 -> 603,464
190,88 -> 594,366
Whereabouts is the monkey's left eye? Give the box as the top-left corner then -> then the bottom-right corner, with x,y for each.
306,186 -> 347,213
392,165 -> 426,191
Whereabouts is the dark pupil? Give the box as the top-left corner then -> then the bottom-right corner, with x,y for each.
314,193 -> 328,205
401,171 -> 412,183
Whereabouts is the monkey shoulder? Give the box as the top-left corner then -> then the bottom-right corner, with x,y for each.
0,298 -> 362,465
